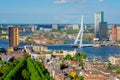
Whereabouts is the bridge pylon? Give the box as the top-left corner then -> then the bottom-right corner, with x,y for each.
74,16 -> 84,48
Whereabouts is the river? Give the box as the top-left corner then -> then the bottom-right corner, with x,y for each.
0,39 -> 25,48
0,39 -> 120,60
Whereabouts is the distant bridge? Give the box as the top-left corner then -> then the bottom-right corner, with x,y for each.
47,44 -> 94,48
73,16 -> 94,48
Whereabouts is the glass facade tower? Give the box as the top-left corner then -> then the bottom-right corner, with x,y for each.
94,11 -> 104,38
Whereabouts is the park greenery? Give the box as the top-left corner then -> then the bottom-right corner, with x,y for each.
84,28 -> 94,33
62,53 -> 86,80
25,37 -> 35,44
63,53 -> 87,70
0,59 -> 19,80
0,34 -> 7,37
53,28 -> 94,34
0,56 -> 53,80
0,52 -> 2,55
107,63 -> 120,75
64,53 -> 87,60
59,29 -> 79,34
116,69 -> 120,74
83,36 -> 92,41
55,50 -> 63,53
45,51 -> 52,54
0,60 -> 3,65
107,63 -> 119,70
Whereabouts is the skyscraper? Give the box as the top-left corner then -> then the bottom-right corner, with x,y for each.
99,22 -> 108,40
8,27 -> 19,48
94,11 -> 104,38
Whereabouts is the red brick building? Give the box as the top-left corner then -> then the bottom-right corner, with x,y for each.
112,25 -> 120,41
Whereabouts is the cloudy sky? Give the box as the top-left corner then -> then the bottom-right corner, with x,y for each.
0,0 -> 119,24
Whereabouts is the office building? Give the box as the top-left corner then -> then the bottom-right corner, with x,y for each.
112,25 -> 120,41
94,11 -> 108,40
8,27 -> 19,48
99,22 -> 108,40
94,11 -> 104,38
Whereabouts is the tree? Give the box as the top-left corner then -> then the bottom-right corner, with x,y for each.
78,76 -> 84,80
74,53 -> 80,59
59,29 -> 79,34
80,53 -> 87,59
22,69 -> 30,80
24,53 -> 29,58
56,50 -> 63,53
37,52 -> 40,54
107,63 -> 112,70
0,72 -> 3,77
68,75 -> 73,79
64,54 -> 72,60
25,37 -> 34,44
0,52 -> 2,55
27,58 -> 41,80
60,63 -> 66,70
25,37 -> 31,43
83,37 -> 91,41
45,51 -> 52,54
4,58 -> 26,80
116,69 -> 120,74
60,50 -> 63,53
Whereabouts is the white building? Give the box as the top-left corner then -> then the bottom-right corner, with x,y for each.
52,49 -> 76,58
115,77 -> 120,80
52,24 -> 58,30
108,55 -> 120,65
43,28 -> 52,32
72,24 -> 79,30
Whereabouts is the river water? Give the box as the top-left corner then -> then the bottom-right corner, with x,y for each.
0,39 -> 25,48
47,45 -> 120,60
0,39 -> 120,60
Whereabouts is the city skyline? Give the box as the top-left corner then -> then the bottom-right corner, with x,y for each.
0,0 -> 120,24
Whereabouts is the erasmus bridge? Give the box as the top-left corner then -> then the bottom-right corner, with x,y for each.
73,16 -> 94,48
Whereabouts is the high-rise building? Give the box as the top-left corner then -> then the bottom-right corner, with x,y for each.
94,11 -> 104,38
99,22 -> 108,40
94,11 -> 108,40
112,25 -> 120,41
8,27 -> 19,48
31,26 -> 35,32
112,25 -> 117,41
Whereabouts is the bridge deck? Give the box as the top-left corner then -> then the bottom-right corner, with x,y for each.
48,44 -> 94,48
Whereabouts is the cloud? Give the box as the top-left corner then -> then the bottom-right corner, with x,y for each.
98,0 -> 104,2
54,0 -> 104,4
54,0 -> 73,4
81,0 -> 104,3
